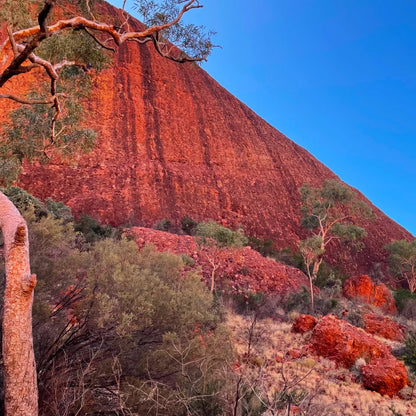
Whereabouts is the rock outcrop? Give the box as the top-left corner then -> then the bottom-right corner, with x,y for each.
343,275 -> 397,314
361,358 -> 408,397
309,315 -> 391,368
362,313 -> 406,342
0,1 -> 413,278
128,226 -> 311,296
291,314 -> 317,334
308,314 -> 408,396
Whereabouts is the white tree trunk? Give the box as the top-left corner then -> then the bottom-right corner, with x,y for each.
0,191 -> 38,415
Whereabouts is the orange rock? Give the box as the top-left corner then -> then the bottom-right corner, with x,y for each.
292,314 -> 317,334
309,315 -> 390,368
362,357 -> 408,397
287,349 -> 302,359
290,405 -> 302,415
363,313 -> 406,341
343,275 -> 397,314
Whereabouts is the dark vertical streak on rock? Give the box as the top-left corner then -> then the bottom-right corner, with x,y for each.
238,102 -> 298,197
115,43 -> 142,223
138,44 -> 177,218
180,66 -> 227,211
198,72 -> 242,148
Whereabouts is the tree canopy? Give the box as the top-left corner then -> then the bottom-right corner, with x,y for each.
385,239 -> 416,293
299,179 -> 373,311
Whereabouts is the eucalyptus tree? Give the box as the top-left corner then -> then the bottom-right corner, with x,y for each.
385,239 -> 416,293
299,179 -> 373,312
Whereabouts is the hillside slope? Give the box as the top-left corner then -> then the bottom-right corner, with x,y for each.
0,1 -> 413,276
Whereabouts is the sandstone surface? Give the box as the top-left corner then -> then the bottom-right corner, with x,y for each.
309,314 -> 390,368
308,315 -> 408,396
343,275 -> 397,314
0,1 -> 413,278
363,313 -> 406,341
361,357 -> 408,397
291,314 -> 317,334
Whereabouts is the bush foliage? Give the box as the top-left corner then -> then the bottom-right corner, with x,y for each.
0,194 -> 239,415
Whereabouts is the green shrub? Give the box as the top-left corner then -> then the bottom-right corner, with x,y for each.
74,214 -> 114,243
394,289 -> 416,313
2,186 -> 48,218
314,262 -> 346,292
232,291 -> 266,314
344,311 -> 365,328
248,236 -> 276,257
283,287 -> 310,313
314,297 -> 339,315
403,332 -> 416,378
272,248 -> 304,269
181,216 -> 197,235
45,198 -> 73,222
154,218 -> 172,232
195,220 -> 248,248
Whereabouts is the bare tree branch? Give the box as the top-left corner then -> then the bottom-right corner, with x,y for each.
84,28 -> 117,52
0,93 -> 64,105
0,0 -> 56,87
6,26 -> 18,57
85,0 -> 97,21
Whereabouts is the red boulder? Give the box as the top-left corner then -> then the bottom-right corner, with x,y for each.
363,313 -> 406,341
343,275 -> 397,314
292,314 -> 317,334
362,357 -> 408,397
309,315 -> 390,368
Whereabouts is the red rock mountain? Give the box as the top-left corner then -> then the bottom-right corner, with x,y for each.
0,1 -> 413,276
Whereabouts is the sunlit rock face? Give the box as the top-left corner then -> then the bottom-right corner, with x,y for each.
343,275 -> 398,314
0,1 -> 413,277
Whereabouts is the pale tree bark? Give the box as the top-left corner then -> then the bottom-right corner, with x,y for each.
0,191 -> 38,416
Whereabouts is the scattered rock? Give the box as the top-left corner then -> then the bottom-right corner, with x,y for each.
309,314 -> 390,368
286,349 -> 303,359
361,357 -> 408,397
292,314 -> 317,334
343,275 -> 397,314
363,313 -> 406,341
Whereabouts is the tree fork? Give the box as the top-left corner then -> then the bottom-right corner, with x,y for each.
0,192 -> 38,416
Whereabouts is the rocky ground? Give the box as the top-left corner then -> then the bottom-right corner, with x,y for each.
128,226 -> 416,415
227,313 -> 416,416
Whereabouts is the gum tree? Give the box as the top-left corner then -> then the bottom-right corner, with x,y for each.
385,239 -> 416,293
0,1 -> 213,414
299,179 -> 373,312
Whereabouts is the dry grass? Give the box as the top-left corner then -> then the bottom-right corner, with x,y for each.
226,312 -> 416,416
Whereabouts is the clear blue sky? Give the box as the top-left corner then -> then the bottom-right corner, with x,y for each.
109,0 -> 416,236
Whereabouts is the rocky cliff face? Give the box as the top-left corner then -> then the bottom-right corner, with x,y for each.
0,1 -> 413,276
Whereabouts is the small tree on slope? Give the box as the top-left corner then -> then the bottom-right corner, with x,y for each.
0,1 -> 213,414
385,239 -> 416,293
299,179 -> 373,312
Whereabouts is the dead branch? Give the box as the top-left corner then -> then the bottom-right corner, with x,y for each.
1,0 -> 202,56
6,26 -> 18,57
85,0 -> 96,21
84,28 -> 116,52
0,0 -> 56,87
0,93 -> 63,105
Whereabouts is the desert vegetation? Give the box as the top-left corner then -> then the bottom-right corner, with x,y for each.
0,187 -> 415,415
